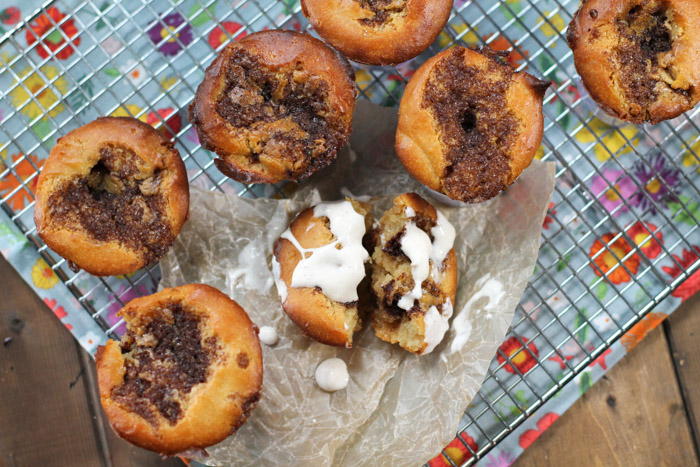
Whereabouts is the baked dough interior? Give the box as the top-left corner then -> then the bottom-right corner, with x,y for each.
353,0 -> 408,28
215,49 -> 349,179
421,48 -> 519,203
111,300 -> 221,427
46,144 -> 174,264
371,195 -> 454,354
612,2 -> 690,117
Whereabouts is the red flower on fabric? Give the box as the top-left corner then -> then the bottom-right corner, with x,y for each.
1,7 -> 20,25
207,21 -> 247,49
548,353 -> 574,370
626,221 -> 663,259
146,107 -> 182,140
543,202 -> 556,230
427,432 -> 478,467
589,347 -> 612,371
518,412 -> 559,450
662,246 -> 700,302
497,336 -> 538,374
484,34 -> 529,67
26,7 -> 81,60
43,297 -> 72,329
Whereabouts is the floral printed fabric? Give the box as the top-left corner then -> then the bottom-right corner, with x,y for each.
0,1 -> 699,466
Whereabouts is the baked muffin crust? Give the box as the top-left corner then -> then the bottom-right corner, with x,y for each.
567,0 -> 700,123
395,47 -> 549,203
300,0 -> 452,66
189,30 -> 356,184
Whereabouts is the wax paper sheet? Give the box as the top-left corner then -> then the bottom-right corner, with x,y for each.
159,101 -> 555,465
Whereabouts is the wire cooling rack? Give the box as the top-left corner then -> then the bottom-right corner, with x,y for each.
1,0 -> 700,464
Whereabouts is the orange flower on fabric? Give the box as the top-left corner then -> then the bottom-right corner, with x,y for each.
589,233 -> 640,284
428,432 -> 478,467
620,312 -> 667,351
626,221 -> 663,259
31,258 -> 58,289
484,34 -> 528,67
26,7 -> 81,60
0,153 -> 44,210
497,336 -> 538,374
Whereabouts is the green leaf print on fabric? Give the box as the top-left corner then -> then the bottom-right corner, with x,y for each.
579,371 -> 592,396
668,195 -> 700,226
189,1 -> 218,27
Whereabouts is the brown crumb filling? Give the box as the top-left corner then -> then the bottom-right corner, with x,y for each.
353,0 -> 408,27
615,2 -> 688,113
47,144 -> 174,264
421,48 -> 517,203
111,302 -> 219,426
216,49 -> 348,179
371,206 -> 444,319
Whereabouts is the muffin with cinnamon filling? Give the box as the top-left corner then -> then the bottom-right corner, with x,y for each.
189,30 -> 357,184
300,0 -> 453,66
370,193 -> 457,355
96,284 -> 263,455
34,117 -> 189,276
273,199 -> 373,347
395,47 -> 549,204
567,0 -> 700,124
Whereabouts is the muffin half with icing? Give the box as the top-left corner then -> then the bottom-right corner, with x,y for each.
34,117 -> 189,276
567,0 -> 700,124
370,193 -> 457,355
272,199 -> 373,347
96,284 -> 263,455
189,29 -> 357,184
395,47 -> 549,204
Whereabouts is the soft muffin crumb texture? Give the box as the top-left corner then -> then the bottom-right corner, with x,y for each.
215,48 -> 349,180
47,144 -> 174,263
353,0 -> 408,28
111,301 -> 220,427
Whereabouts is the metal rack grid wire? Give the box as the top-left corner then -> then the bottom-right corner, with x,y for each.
1,0 -> 699,464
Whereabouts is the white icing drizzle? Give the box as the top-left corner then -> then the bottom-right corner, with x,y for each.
422,298 -> 454,355
397,222 -> 432,310
315,358 -> 349,392
404,206 -> 416,217
397,209 -> 456,310
450,274 -> 505,354
258,326 -> 279,346
271,255 -> 287,303
281,201 -> 368,304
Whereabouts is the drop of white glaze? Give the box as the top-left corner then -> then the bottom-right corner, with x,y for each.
430,210 -> 456,268
422,299 -> 454,354
397,222 -> 432,310
281,201 -> 369,303
404,206 -> 416,217
315,358 -> 349,392
258,326 -> 279,346
271,255 -> 287,303
450,274 -> 505,354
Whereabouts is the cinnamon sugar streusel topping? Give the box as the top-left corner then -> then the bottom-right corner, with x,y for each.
353,0 -> 408,27
421,48 -> 518,203
214,49 -> 349,179
112,302 -> 220,426
47,144 -> 174,263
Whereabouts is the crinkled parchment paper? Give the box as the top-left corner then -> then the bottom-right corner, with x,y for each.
159,101 -> 555,466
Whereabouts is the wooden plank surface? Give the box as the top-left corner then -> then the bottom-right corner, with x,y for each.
0,256 -> 177,467
516,298 -> 700,467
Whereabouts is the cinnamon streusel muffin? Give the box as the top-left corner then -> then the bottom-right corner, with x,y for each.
189,30 -> 357,184
567,0 -> 700,124
395,47 -> 549,204
300,0 -> 453,66
34,117 -> 189,276
273,199 -> 373,347
370,193 -> 457,355
96,284 -> 263,455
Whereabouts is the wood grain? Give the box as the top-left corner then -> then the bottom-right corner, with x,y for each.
665,292 -> 700,458
0,256 -> 178,466
515,324 -> 699,467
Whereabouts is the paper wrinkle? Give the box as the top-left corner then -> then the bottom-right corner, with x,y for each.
158,101 -> 556,466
